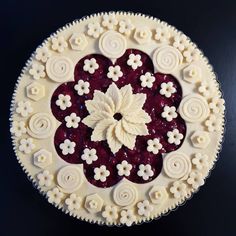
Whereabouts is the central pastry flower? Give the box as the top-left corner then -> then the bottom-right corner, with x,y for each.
82,83 -> 151,153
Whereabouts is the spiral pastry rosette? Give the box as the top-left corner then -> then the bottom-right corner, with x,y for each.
153,46 -> 183,73
163,152 -> 191,179
46,56 -> 74,82
179,94 -> 210,123
99,30 -> 127,59
113,182 -> 138,207
27,113 -> 55,139
57,166 -> 83,193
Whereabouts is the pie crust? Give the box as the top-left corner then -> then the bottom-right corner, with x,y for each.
10,12 -> 225,226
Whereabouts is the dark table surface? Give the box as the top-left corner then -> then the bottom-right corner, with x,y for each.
1,0 -> 236,235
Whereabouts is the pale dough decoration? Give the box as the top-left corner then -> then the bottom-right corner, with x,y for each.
190,131 -> 210,149
16,101 -> 33,117
94,165 -> 110,182
179,94 -> 210,123
120,209 -> 136,226
69,33 -> 88,51
198,80 -> 216,98
81,148 -> 98,164
134,26 -> 152,44
59,139 -> 76,155
113,182 -> 138,207
102,14 -> 118,30
18,138 -> 35,154
35,46 -> 52,63
102,205 -> 119,222
65,194 -> 81,211
147,138 -> 163,154
187,171 -> 204,189
148,186 -> 168,205
26,82 -> 45,101
27,113 -> 55,139
87,22 -> 103,38
37,170 -> 53,187
65,113 -> 81,128
82,83 -> 151,154
29,63 -> 46,80
47,187 -> 64,204
183,45 -> 200,63
107,65 -> 123,81
169,181 -> 187,199
163,152 -> 191,179
116,160 -> 132,176
154,27 -> 171,43
182,64 -> 202,83
167,129 -> 184,145
99,30 -> 127,59
84,193 -> 104,213
205,115 -> 222,132
118,19 -> 135,36
46,55 -> 73,83
161,106 -> 178,122
209,97 -> 225,114
33,149 -> 52,169
56,94 -> 72,110
57,166 -> 83,193
153,45 -> 183,73
140,72 -> 155,88
127,54 -> 143,70
86,199 -> 98,212
137,200 -> 153,217
137,164 -> 154,180
51,36 -> 68,53
173,34 -> 189,52
192,153 -> 209,170
159,82 -> 177,98
83,58 -> 99,74
10,121 -> 26,137
74,80 -> 90,95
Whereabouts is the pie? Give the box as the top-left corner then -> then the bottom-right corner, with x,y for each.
10,12 -> 225,226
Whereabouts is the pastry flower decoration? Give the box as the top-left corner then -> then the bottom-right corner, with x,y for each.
82,83 -> 151,154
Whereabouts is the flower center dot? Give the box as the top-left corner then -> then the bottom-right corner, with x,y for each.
113,113 -> 122,121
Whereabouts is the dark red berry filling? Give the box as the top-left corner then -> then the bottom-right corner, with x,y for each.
51,49 -> 186,188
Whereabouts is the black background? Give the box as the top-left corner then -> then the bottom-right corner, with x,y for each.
1,0 -> 236,235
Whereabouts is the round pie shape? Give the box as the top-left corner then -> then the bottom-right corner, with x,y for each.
10,12 -> 225,226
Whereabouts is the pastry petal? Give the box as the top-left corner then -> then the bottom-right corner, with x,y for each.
122,118 -> 149,136
91,118 -> 115,141
119,84 -> 133,113
85,100 -> 113,114
115,121 -> 136,149
123,93 -> 146,114
124,109 -> 151,124
82,111 -> 112,128
107,123 -> 122,154
93,90 -> 115,113
106,83 -> 122,112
